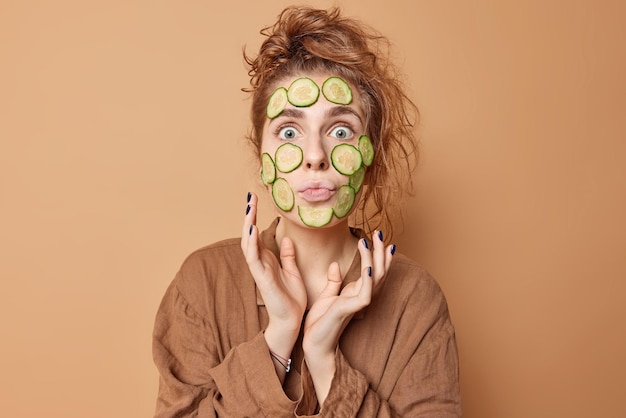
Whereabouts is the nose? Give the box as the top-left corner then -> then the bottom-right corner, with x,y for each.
303,136 -> 329,170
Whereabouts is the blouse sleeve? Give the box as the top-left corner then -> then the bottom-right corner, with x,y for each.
152,277 -> 299,417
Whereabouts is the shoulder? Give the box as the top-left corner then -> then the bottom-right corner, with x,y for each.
374,252 -> 453,338
170,237 -> 251,310
182,237 -> 243,267
386,252 -> 447,308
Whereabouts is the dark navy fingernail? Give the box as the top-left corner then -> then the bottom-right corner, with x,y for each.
249,225 -> 253,235
378,230 -> 383,241
363,238 -> 369,249
246,205 -> 250,215
390,244 -> 396,255
247,192 -> 251,202
368,266 -> 372,277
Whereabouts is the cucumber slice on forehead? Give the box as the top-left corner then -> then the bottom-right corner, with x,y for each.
275,143 -> 303,173
267,87 -> 288,119
272,178 -> 294,211
298,206 -> 333,227
333,185 -> 356,218
322,77 -> 353,105
287,77 -> 320,107
358,135 -> 375,167
331,143 -> 363,176
260,153 -> 276,185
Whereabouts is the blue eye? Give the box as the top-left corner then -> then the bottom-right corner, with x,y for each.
330,126 -> 353,140
278,126 -> 300,140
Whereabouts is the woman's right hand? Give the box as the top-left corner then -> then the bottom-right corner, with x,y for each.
241,193 -> 307,360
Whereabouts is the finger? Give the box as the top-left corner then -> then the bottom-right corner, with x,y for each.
318,262 -> 343,299
279,237 -> 300,280
358,237 -> 372,275
358,265 -> 374,305
372,230 -> 386,283
241,192 -> 258,250
384,243 -> 396,273
337,265 -> 373,317
244,222 -> 261,267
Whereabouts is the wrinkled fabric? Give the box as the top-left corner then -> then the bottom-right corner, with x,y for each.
153,219 -> 462,417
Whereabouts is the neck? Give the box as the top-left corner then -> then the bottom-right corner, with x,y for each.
275,217 -> 359,306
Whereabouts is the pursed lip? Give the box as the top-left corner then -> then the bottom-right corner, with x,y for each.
297,180 -> 337,202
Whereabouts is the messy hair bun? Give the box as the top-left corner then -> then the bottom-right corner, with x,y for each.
243,6 -> 419,240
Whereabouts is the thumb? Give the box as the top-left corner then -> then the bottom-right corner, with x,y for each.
318,262 -> 343,299
279,237 -> 300,278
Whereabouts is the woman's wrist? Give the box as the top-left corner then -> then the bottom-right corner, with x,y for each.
264,322 -> 299,362
304,349 -> 337,405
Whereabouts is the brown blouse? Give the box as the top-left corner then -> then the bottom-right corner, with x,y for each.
153,219 -> 461,417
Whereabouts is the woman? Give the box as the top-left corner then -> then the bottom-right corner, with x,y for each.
153,6 -> 461,417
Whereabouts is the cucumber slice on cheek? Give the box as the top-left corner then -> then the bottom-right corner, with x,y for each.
275,143 -> 303,173
331,144 -> 362,176
272,178 -> 294,211
358,135 -> 375,167
349,165 -> 365,193
333,185 -> 356,218
260,153 -> 276,185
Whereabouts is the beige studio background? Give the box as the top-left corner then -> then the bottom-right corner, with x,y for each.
1,0 -> 625,417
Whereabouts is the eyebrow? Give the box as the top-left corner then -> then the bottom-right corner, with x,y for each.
327,106 -> 363,125
275,108 -> 305,119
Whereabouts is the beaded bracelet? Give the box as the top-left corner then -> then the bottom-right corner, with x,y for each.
269,350 -> 292,372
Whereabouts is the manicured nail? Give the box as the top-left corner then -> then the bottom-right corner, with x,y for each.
390,244 -> 396,255
367,266 -> 372,277
247,192 -> 251,202
378,230 -> 383,241
362,238 -> 369,249
249,225 -> 253,235
245,205 -> 250,215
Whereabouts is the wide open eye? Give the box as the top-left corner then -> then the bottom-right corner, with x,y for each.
278,126 -> 301,141
330,126 -> 354,140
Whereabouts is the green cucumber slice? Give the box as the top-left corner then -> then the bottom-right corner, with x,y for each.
322,77 -> 352,105
349,165 -> 365,193
298,206 -> 333,227
272,178 -> 294,211
333,185 -> 356,218
331,143 -> 362,176
287,77 -> 319,107
358,135 -> 374,167
266,87 -> 288,119
275,143 -> 303,173
260,153 -> 276,185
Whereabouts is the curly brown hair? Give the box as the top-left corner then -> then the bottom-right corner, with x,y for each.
243,6 -> 419,240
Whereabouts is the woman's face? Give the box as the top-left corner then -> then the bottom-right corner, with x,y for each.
260,73 -> 373,229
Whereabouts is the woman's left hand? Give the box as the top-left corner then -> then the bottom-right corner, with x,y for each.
302,230 -> 395,404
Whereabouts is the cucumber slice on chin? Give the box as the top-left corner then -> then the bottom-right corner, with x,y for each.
267,87 -> 288,119
287,77 -> 320,107
275,143 -> 303,173
272,178 -> 294,211
260,153 -> 276,185
331,143 -> 363,176
322,77 -> 352,105
358,135 -> 375,167
333,185 -> 356,218
298,206 -> 333,227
